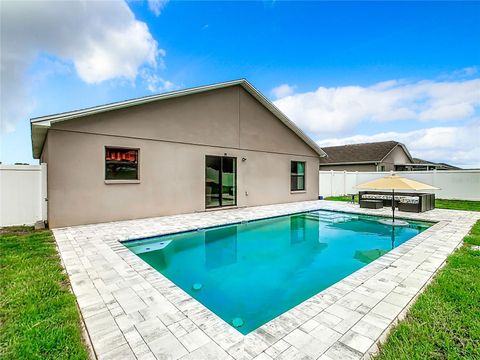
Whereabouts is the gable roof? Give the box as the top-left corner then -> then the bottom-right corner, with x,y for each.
412,157 -> 436,165
30,79 -> 326,159
436,162 -> 462,170
319,141 -> 413,164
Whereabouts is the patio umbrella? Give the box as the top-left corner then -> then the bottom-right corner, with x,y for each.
355,174 -> 439,225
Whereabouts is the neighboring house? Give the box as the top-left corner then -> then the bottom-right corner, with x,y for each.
406,158 -> 462,171
319,141 -> 413,172
386,157 -> 461,171
434,162 -> 462,170
31,79 -> 326,228
319,141 -> 460,172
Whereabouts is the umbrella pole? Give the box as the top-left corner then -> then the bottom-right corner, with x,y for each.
391,226 -> 395,249
392,189 -> 395,224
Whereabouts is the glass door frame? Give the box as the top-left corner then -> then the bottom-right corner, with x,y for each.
205,155 -> 237,209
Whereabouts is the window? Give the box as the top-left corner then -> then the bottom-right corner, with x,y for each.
380,165 -> 386,172
291,161 -> 305,191
105,147 -> 138,180
290,216 -> 306,244
205,156 -> 236,208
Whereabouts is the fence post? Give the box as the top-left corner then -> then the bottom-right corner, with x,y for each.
355,171 -> 359,194
41,163 -> 48,223
330,170 -> 334,197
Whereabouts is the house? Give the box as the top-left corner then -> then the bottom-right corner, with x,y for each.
407,158 -> 462,171
31,79 -> 326,228
319,141 -> 414,172
319,141 -> 459,172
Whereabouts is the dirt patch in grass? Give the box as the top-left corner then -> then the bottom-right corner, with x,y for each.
0,226 -> 36,235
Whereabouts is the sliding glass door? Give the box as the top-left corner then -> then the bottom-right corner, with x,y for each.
205,156 -> 236,208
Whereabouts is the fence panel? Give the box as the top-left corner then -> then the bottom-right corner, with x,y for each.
319,170 -> 480,201
0,164 -> 47,227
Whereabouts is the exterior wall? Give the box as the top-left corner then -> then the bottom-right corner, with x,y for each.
319,164 -> 377,172
53,86 -> 317,157
380,145 -> 411,170
377,162 -> 394,171
43,86 -> 319,227
40,133 -> 49,163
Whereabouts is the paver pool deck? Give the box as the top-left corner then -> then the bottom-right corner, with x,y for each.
53,200 -> 480,360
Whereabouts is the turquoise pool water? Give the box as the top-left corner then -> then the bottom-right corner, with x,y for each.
124,210 -> 431,334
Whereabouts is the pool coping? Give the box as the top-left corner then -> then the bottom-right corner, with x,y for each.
52,201 -> 480,360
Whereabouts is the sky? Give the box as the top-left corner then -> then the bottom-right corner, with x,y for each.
1,0 -> 479,167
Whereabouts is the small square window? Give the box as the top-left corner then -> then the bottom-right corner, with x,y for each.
105,147 -> 138,180
291,161 -> 305,191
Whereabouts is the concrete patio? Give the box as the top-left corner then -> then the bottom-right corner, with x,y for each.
53,200 -> 480,360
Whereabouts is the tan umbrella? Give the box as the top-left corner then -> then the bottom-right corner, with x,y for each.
356,174 -> 439,224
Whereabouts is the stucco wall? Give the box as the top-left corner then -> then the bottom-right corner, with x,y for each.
43,86 -> 320,227
381,145 -> 411,170
53,86 -> 317,157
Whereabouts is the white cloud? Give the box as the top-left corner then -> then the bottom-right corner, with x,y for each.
318,121 -> 480,168
271,84 -> 296,99
273,78 -> 480,135
148,0 -> 169,16
0,0 -> 165,132
141,69 -> 176,92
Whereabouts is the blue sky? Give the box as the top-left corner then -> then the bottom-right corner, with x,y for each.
1,1 -> 479,166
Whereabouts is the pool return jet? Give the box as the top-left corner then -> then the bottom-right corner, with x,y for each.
355,174 -> 439,226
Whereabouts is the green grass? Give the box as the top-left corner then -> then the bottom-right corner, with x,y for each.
0,227 -> 89,360
324,196 -> 480,212
375,221 -> 480,360
434,199 -> 480,212
324,195 -> 359,202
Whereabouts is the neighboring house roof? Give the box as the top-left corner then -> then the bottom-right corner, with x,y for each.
412,157 -> 436,165
437,162 -> 462,170
319,141 -> 413,165
413,158 -> 462,170
30,79 -> 327,159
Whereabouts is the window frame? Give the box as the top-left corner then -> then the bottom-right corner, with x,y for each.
104,146 -> 140,183
290,161 -> 306,192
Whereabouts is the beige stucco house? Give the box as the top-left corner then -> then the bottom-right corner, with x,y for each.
31,80 -> 326,228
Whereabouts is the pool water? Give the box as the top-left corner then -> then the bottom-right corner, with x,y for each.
124,210 -> 431,334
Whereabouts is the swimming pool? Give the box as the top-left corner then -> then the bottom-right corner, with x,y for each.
124,210 -> 431,334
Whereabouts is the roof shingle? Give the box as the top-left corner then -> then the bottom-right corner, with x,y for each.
319,141 -> 400,164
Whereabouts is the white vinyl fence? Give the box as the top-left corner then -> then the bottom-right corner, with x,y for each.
0,164 -> 47,227
320,170 -> 480,201
1,165 -> 478,227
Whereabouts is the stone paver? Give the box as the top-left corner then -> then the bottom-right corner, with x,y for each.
53,200 -> 480,359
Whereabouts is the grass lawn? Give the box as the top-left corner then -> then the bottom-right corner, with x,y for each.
435,199 -> 480,212
324,195 -> 359,202
0,227 -> 89,360
375,220 -> 480,359
324,196 -> 480,212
